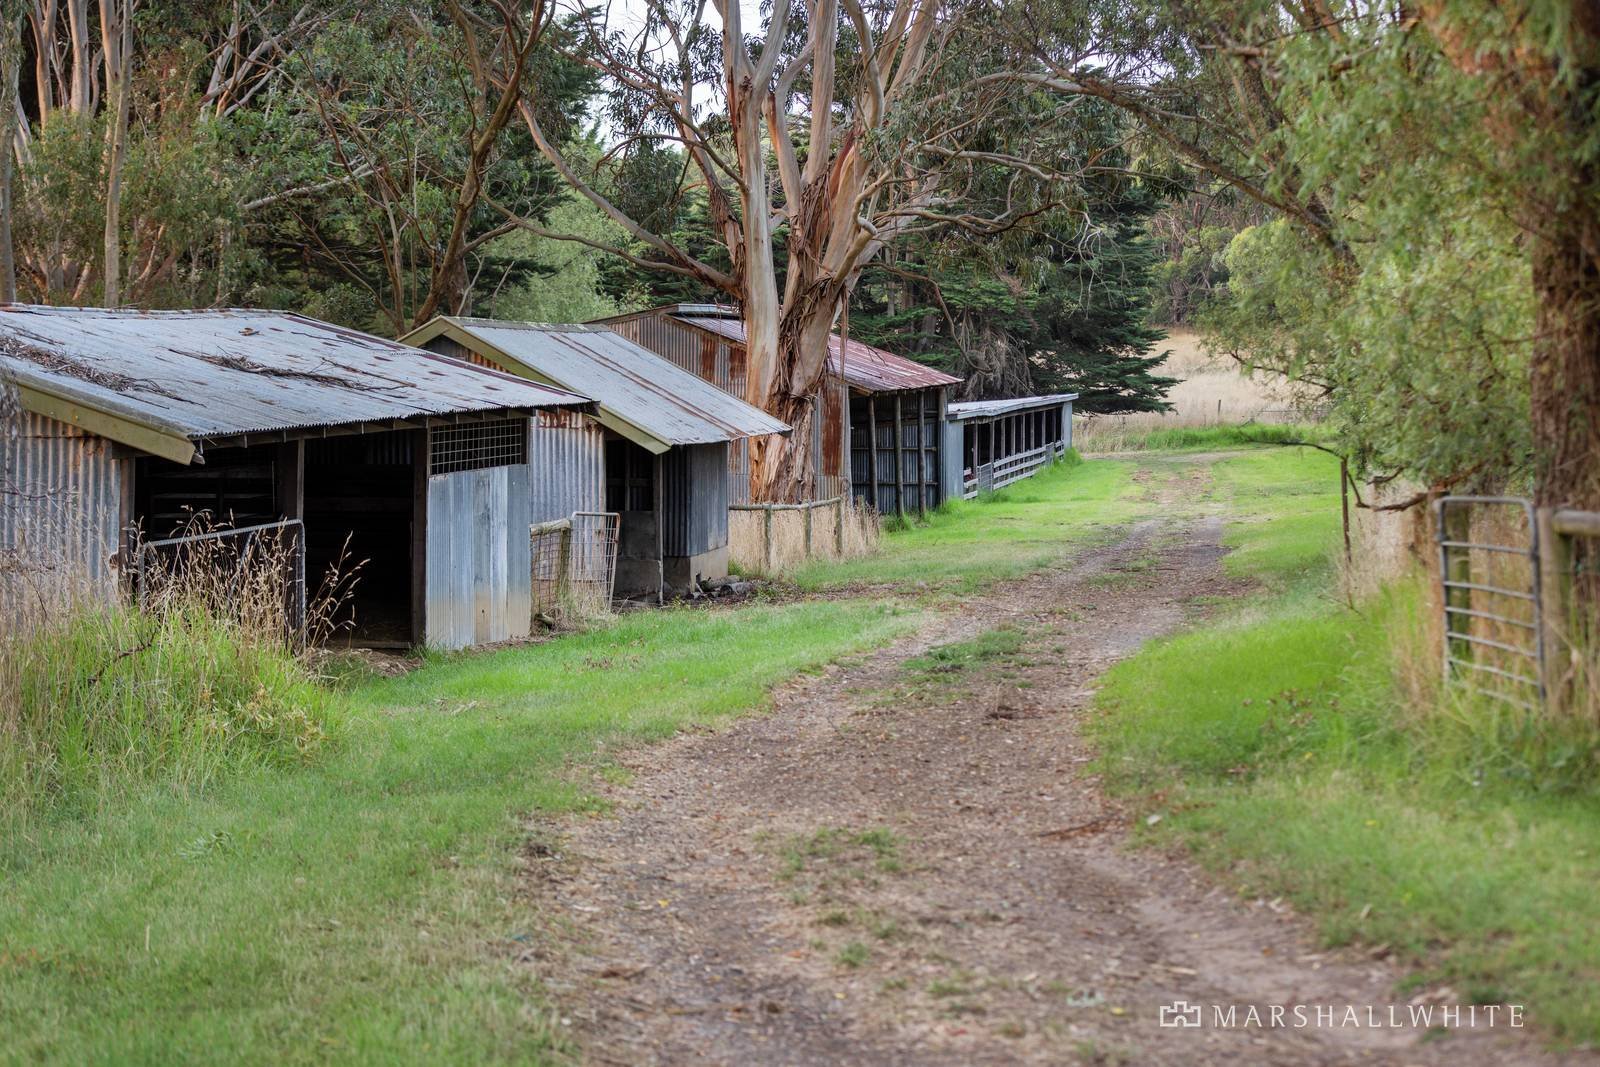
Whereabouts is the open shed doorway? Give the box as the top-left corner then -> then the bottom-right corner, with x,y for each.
304,431 -> 417,648
132,431 -> 419,649
605,434 -> 661,600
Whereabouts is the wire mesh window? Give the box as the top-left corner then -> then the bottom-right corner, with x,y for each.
429,420 -> 527,475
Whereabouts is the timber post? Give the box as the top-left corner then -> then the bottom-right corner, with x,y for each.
867,395 -> 879,512
915,392 -> 927,519
763,504 -> 774,572
893,393 -> 905,519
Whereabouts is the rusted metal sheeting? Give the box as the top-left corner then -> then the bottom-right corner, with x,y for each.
946,394 -> 1080,421
527,408 -> 604,524
673,312 -> 962,393
601,310 -> 747,398
0,305 -> 590,449
596,307 -> 853,498
424,461 -> 533,650
660,441 -> 731,557
422,319 -> 788,446
1,410 -> 124,612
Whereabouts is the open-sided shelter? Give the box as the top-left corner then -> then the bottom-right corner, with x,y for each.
942,394 -> 1078,499
592,305 -> 962,511
401,317 -> 790,597
0,305 -> 591,649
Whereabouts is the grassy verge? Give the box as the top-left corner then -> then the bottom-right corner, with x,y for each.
0,600 -> 917,1065
1078,422 -> 1320,453
788,452 -> 1145,593
2,604 -> 329,829
1089,448 -> 1600,1045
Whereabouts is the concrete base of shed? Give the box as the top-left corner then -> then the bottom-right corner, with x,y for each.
665,545 -> 729,593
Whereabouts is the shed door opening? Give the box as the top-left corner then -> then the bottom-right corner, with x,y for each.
605,435 -> 660,598
305,431 -> 416,648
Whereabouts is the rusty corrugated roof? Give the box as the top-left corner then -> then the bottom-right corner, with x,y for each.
0,305 -> 590,451
665,307 -> 963,393
403,318 -> 790,449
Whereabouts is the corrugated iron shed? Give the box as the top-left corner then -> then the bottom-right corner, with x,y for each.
401,318 -> 789,454
651,305 -> 963,394
946,394 -> 1080,420
0,305 -> 591,464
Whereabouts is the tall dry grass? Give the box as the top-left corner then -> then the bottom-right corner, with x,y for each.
1,508 -> 345,826
1075,327 -> 1312,451
729,498 -> 881,576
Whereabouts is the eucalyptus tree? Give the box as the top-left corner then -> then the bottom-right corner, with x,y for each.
503,0 -> 1081,501
3,0 -> 326,304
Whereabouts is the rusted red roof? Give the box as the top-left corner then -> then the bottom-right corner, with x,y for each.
672,311 -> 962,393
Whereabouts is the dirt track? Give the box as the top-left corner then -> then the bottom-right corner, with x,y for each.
521,462 -> 1590,1066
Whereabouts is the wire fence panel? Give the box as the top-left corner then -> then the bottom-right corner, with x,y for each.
1435,496 -> 1543,709
530,511 -> 619,621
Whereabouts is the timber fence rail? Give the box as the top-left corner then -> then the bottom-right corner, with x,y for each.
963,442 -> 1063,499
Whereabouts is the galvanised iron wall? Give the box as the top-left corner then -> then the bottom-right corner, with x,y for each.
1,411 -> 125,616
660,441 -> 731,558
527,409 -> 604,524
424,460 -> 534,650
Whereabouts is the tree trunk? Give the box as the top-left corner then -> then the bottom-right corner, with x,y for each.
0,6 -> 19,304
747,300 -> 837,503
1528,201 -> 1600,649
100,0 -> 131,308
1529,216 -> 1600,513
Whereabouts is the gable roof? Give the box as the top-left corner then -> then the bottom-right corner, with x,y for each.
0,305 -> 590,464
597,304 -> 964,394
401,317 -> 789,453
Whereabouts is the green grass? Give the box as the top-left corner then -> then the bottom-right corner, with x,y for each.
1,604 -> 329,827
1082,422 -> 1323,453
1090,447 -> 1600,1045
789,453 -> 1146,593
904,624 -> 1028,675
0,601 -> 917,1065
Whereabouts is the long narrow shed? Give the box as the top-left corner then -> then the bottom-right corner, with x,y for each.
0,305 -> 592,649
592,305 -> 962,511
401,317 -> 789,597
943,393 -> 1079,499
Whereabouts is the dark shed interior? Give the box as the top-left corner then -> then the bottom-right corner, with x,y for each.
849,387 -> 946,517
133,432 -> 421,648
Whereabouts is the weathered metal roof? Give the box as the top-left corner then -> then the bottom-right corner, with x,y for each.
403,318 -> 790,452
945,394 -> 1080,421
645,305 -> 963,393
0,305 -> 590,462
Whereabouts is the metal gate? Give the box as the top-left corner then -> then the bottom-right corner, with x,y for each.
132,518 -> 307,648
1435,496 -> 1544,709
530,510 -> 620,619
